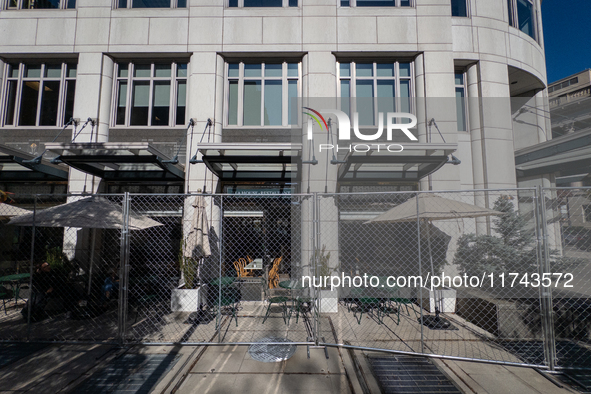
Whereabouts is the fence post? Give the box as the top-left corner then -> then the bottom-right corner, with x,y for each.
416,193 -> 424,354
536,186 -> 556,370
218,194 -> 223,342
313,192 -> 320,346
26,195 -> 37,341
118,192 -> 131,345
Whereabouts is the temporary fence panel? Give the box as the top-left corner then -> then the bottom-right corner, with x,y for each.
0,194 -> 124,343
0,188 -> 590,371
542,188 -> 591,370
316,189 -> 551,367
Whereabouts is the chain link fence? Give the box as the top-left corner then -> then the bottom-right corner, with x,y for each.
0,188 -> 590,369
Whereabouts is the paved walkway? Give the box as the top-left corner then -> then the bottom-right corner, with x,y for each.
0,343 -> 581,393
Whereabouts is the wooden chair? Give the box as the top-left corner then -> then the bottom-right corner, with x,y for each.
261,276 -> 289,324
239,258 -> 253,277
233,260 -> 242,277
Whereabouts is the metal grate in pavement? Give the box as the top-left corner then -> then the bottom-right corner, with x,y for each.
500,341 -> 591,368
368,356 -> 461,394
73,353 -> 180,394
0,343 -> 48,369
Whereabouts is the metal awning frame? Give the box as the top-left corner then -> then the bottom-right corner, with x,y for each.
44,142 -> 185,182
194,143 -> 302,182
0,144 -> 69,181
336,143 -> 457,183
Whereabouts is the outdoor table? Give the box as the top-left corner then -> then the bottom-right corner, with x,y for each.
279,280 -> 312,323
244,258 -> 263,271
0,273 -> 31,304
210,277 -> 236,287
278,279 -> 304,290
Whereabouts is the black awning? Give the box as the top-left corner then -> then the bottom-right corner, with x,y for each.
0,144 -> 69,182
194,143 -> 302,182
337,143 -> 457,184
45,142 -> 185,182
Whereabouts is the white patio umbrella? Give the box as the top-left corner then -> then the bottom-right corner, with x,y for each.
7,196 -> 162,230
7,196 -> 163,294
0,204 -> 30,220
180,195 -> 212,288
365,193 -> 503,326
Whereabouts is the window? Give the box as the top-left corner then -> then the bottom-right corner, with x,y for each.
584,205 -> 591,223
226,62 -> 300,127
507,0 -> 537,40
2,62 -> 76,127
451,0 -> 467,17
6,0 -> 75,9
113,62 -> 187,127
455,72 -> 467,132
116,0 -> 186,9
340,0 -> 411,7
548,77 -> 579,94
228,0 -> 298,7
338,61 -> 413,126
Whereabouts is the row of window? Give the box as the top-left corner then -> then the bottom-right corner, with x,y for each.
1,0 -> 539,39
1,60 -> 471,132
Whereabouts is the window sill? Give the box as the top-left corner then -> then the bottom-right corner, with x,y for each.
110,125 -> 187,129
0,9 -> 77,18
337,7 -> 416,17
223,125 -> 299,129
111,8 -> 189,17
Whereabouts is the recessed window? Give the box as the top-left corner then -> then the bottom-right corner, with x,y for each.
2,62 -> 77,127
228,0 -> 298,7
226,62 -> 300,127
451,0 -> 468,17
507,0 -> 537,40
548,77 -> 579,94
116,0 -> 186,9
113,62 -> 188,127
455,71 -> 467,132
584,205 -> 591,223
338,61 -> 414,126
6,0 -> 75,9
340,0 -> 411,7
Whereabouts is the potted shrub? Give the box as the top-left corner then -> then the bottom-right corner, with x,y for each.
315,245 -> 339,313
171,239 -> 200,312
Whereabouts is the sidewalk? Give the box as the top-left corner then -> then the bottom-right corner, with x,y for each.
0,342 -> 581,394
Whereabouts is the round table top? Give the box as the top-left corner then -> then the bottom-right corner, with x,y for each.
278,280 -> 304,290
210,276 -> 236,286
0,273 -> 31,282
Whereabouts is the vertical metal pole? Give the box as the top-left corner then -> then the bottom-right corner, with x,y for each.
26,195 -> 37,341
313,192 -> 319,346
416,193 -> 424,354
118,192 -> 130,345
87,228 -> 97,296
218,194 -> 223,342
536,186 -> 556,370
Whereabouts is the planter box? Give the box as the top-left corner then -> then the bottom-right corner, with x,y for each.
318,289 -> 339,313
171,288 -> 200,312
419,287 -> 456,313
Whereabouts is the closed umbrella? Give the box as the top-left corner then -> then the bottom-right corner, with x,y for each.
180,195 -> 211,288
365,193 -> 503,328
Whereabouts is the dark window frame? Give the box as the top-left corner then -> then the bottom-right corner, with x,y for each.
116,0 -> 186,9
112,61 -> 188,127
228,0 -> 298,7
5,0 -> 75,9
1,61 -> 77,127
451,0 -> 468,17
340,0 -> 412,7
507,0 -> 538,41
